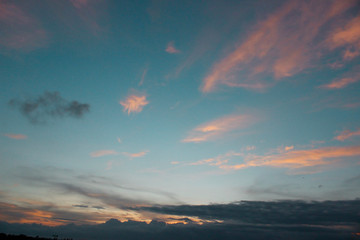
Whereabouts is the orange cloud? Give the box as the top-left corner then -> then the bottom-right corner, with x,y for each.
220,146 -> 360,172
334,129 -> 360,141
90,150 -> 118,158
120,94 -> 149,114
122,151 -> 148,158
4,134 -> 27,140
182,114 -> 257,143
201,0 -> 357,92
166,41 -> 180,54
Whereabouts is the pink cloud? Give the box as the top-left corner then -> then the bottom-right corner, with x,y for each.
334,129 -> 360,141
4,134 -> 27,140
218,145 -> 360,174
327,15 -> 360,60
119,94 -> 149,114
122,151 -> 148,158
201,0 -> 357,93
320,77 -> 358,89
0,2 -> 47,51
319,69 -> 360,89
182,114 -> 257,143
166,41 -> 180,54
90,150 -> 118,158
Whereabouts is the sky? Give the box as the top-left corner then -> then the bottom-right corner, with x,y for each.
0,0 -> 360,237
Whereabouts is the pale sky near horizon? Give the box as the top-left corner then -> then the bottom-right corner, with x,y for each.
0,0 -> 360,226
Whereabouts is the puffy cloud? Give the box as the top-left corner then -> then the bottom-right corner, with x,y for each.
120,94 -> 149,114
334,129 -> 360,141
9,92 -> 90,124
165,41 -> 180,54
182,114 -> 257,143
90,150 -> 118,158
4,134 -> 27,140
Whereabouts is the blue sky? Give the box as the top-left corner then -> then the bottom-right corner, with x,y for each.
0,0 -> 360,227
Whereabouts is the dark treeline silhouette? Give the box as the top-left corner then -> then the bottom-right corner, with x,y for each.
0,233 -> 72,240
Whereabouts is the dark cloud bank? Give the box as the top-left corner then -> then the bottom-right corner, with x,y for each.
1,200 -> 359,240
9,92 -> 90,124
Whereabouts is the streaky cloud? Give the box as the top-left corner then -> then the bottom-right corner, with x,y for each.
201,0 -> 357,92
3,134 -> 27,140
183,114 -> 257,143
334,129 -> 360,141
90,150 -> 118,158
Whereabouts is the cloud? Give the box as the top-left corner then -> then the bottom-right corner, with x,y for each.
139,200 -> 360,226
122,151 -> 148,158
9,92 -> 90,124
334,129 -> 360,141
4,134 -> 27,140
182,114 -> 257,143
165,41 -> 180,54
139,66 -> 148,86
189,151 -> 242,167
1,200 -> 359,240
201,0 -> 357,92
90,150 -> 118,158
0,1 -> 47,52
320,69 -> 360,89
119,94 -> 149,114
219,145 -> 360,173
327,15 -> 360,61
320,77 -> 359,89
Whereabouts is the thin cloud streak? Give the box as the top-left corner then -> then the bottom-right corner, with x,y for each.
220,145 -> 360,172
334,129 -> 360,141
183,114 -> 257,143
90,150 -> 118,158
201,0 -> 357,92
4,134 -> 27,140
122,151 -> 148,158
120,94 -> 149,114
320,77 -> 358,89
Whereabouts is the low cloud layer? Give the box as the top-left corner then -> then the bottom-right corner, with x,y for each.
9,92 -> 90,124
1,200 -> 359,240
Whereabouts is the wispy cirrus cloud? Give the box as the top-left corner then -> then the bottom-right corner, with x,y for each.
319,69 -> 360,89
122,151 -> 148,158
0,1 -> 47,52
201,0 -> 357,92
165,41 -> 180,54
327,15 -> 360,61
90,150 -> 118,158
320,77 -> 358,89
219,145 -> 360,173
182,114 -> 257,143
4,134 -> 27,140
120,94 -> 149,115
334,129 -> 360,141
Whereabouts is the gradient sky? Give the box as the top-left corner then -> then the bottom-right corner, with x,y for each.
1,0 -> 360,227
